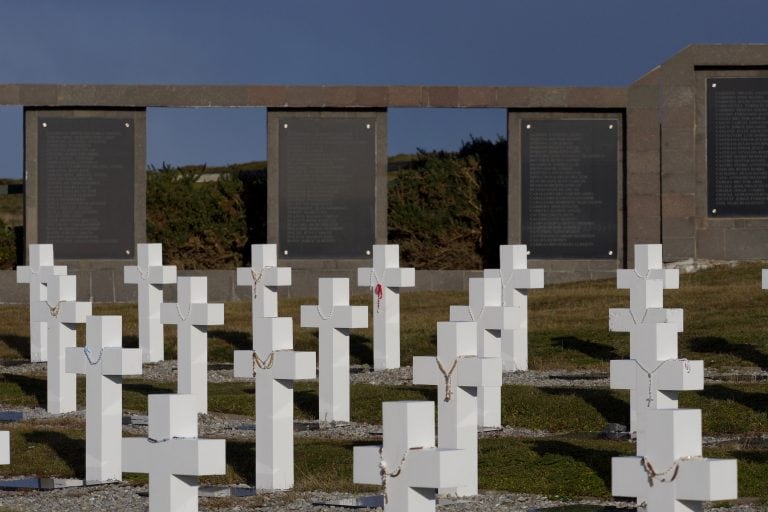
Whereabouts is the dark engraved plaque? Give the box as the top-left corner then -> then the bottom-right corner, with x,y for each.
278,117 -> 375,258
521,119 -> 618,259
38,118 -> 134,259
707,78 -> 768,216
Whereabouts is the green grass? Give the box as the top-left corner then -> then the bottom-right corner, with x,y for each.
1,263 -> 768,502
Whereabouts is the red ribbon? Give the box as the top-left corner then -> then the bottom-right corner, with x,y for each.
375,283 -> 383,313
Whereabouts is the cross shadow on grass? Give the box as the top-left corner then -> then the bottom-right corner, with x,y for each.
208,330 -> 251,351
224,439 -> 255,484
0,334 -> 30,359
541,388 -> 629,427
122,335 -> 139,349
295,388 -> 319,420
689,336 -> 768,369
123,382 -> 175,396
350,334 -> 373,366
700,384 -> 768,414
530,439 -> 624,490
2,374 -> 47,407
551,336 -> 618,362
24,430 -> 84,478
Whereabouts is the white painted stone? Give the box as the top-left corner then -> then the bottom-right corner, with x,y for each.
357,244 -> 415,370
612,408 -> 737,511
16,244 -> 67,362
353,401 -> 463,512
449,277 -> 518,428
233,315 -> 316,490
483,244 -> 543,371
124,243 -> 177,362
161,277 -> 224,414
0,431 -> 8,465
30,275 -> 91,413
236,244 -> 291,319
122,394 -> 226,512
65,315 -> 142,482
609,322 -> 704,452
300,278 -> 367,422
611,244 -> 681,331
763,269 -> 768,290
412,321 -> 500,496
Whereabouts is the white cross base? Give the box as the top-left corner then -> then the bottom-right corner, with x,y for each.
357,244 -> 415,370
412,321 -> 500,497
353,401 -> 463,512
233,316 -> 316,490
65,315 -> 143,482
0,431 -> 8,465
124,243 -> 177,362
16,244 -> 67,362
612,409 -> 737,511
122,394 -> 226,512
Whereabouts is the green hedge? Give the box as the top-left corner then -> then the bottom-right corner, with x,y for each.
3,138 -> 506,270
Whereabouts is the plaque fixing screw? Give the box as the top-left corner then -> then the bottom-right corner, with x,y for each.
608,250 -> 614,256
283,250 -> 289,256
609,124 -> 614,130
283,123 -> 288,129
712,83 -> 717,88
366,250 -> 371,256
42,122 -> 47,128
366,124 -> 371,130
712,208 -> 717,214
525,124 -> 532,130
526,250 -> 531,256
125,122 -> 130,128
125,250 -> 130,255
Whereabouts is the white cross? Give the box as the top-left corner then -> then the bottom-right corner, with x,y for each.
31,274 -> 91,414
124,243 -> 177,362
449,277 -> 519,428
0,431 -> 8,465
161,277 -> 224,414
64,315 -> 142,482
611,322 -> 703,452
233,316 -> 316,490
300,278 -> 367,422
353,401 -> 463,512
610,244 -> 681,331
16,244 -> 67,361
612,408 -> 737,511
412,321 -> 500,496
236,244 -> 291,319
122,394 -> 226,512
483,244 -> 543,371
357,244 -> 415,370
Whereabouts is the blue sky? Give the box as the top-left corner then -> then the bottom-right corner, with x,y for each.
1,0 -> 767,178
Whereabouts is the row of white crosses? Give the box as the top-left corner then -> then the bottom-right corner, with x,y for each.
449,245 -> 543,428
234,245 -> 316,490
610,244 -> 737,510
16,244 -> 226,511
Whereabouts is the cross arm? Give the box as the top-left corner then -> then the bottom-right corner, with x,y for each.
654,359 -> 704,391
337,306 -> 368,329
455,356 -> 502,388
124,265 -> 176,285
511,268 -> 544,289
190,303 -> 224,325
675,458 -> 737,501
236,266 -> 290,287
64,348 -> 88,375
101,347 -> 143,376
17,265 -> 67,284
169,438 -> 227,476
404,447 -> 464,489
608,308 -> 684,333
609,360 -> 636,390
121,437 -> 151,473
300,305 -> 321,328
59,301 -> 92,324
483,306 -> 522,330
234,350 -> 316,380
763,269 -> 768,289
31,301 -> 52,322
616,268 -> 679,290
353,444 -> 382,485
611,456 -> 646,498
448,306 -> 471,322
411,356 -> 440,386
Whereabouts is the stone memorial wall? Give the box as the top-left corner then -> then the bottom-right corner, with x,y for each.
0,45 -> 767,300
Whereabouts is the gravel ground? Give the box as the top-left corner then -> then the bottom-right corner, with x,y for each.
1,359 -> 765,510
